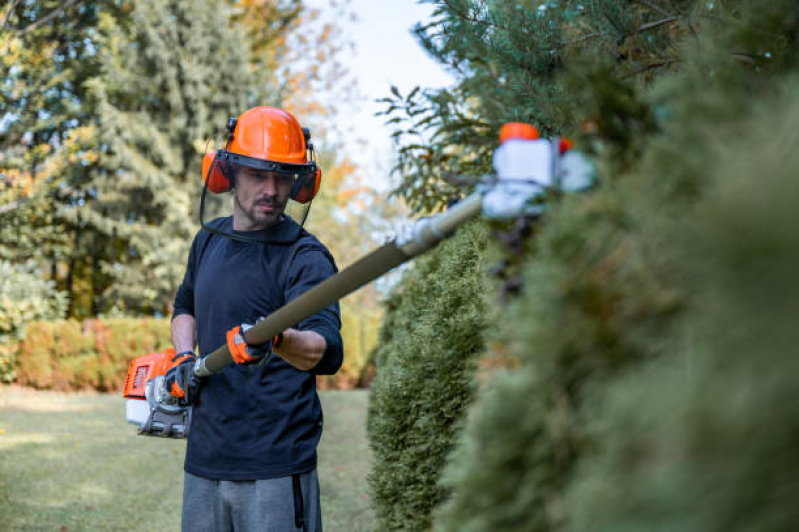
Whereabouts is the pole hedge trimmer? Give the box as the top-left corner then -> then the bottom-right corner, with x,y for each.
123,123 -> 595,438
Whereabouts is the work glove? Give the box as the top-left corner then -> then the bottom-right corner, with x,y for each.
164,350 -> 202,406
226,319 -> 283,365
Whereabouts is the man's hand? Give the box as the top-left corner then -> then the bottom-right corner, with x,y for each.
164,350 -> 202,405
271,328 -> 326,371
226,321 -> 277,365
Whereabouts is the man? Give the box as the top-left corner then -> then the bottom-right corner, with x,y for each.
168,106 -> 342,531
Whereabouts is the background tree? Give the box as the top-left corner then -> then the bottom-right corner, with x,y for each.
71,0 -> 257,316
0,0 -> 101,296
0,0 -> 364,317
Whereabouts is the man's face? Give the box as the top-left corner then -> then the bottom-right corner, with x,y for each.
232,167 -> 294,230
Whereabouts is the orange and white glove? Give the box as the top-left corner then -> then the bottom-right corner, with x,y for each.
226,321 -> 283,365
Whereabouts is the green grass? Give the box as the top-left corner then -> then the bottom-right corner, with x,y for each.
0,387 -> 374,531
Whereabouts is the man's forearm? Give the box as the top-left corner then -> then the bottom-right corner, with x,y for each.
172,314 -> 198,354
273,328 -> 326,371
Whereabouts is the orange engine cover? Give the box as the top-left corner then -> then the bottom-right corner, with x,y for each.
123,348 -> 175,400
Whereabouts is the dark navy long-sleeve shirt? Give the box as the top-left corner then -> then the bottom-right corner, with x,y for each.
172,216 -> 342,480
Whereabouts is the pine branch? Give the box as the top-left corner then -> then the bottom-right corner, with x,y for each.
626,58 -> 677,76
441,0 -> 537,38
441,172 -> 480,187
557,31 -> 611,49
636,16 -> 679,34
615,16 -> 681,45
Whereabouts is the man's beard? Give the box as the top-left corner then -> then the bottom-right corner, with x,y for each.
234,193 -> 284,229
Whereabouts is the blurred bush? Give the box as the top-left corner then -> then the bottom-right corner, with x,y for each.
14,318 -> 171,391
9,309 -> 375,392
565,77 -> 799,532
367,223 -> 487,531
0,260 -> 67,382
317,300 -> 382,390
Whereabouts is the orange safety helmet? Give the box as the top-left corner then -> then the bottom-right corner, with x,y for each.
201,106 -> 322,204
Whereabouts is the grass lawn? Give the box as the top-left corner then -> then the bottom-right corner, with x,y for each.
0,387 -> 374,531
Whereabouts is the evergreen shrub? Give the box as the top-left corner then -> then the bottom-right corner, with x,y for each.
566,77 -> 799,532
367,223 -> 487,531
15,318 -> 171,391
11,312 -> 373,392
433,1 -> 799,530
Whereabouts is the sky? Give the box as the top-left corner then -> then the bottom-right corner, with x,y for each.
308,0 -> 456,189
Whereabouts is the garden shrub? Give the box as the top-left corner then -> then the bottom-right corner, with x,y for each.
15,318 -> 171,391
367,222 -> 487,531
12,310 -> 376,392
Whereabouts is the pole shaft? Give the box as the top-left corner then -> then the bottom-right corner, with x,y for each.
198,241 -> 410,375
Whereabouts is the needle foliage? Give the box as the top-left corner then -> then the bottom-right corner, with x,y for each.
370,0 -> 799,530
367,223 -> 487,531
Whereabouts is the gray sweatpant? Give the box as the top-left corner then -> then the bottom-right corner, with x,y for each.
181,469 -> 322,532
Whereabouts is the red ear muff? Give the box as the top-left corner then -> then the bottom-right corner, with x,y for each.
202,151 -> 233,193
291,167 -> 322,204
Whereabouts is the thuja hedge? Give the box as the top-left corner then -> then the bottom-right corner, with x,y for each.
434,4 -> 799,531
367,223 -> 487,531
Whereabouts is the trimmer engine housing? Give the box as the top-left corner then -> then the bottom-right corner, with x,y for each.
124,349 -> 190,438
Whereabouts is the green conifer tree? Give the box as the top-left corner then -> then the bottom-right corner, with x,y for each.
367,223 -> 487,531
421,1 -> 799,530
72,0 -> 259,315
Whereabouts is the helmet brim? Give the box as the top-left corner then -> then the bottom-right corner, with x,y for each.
224,150 -> 316,177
